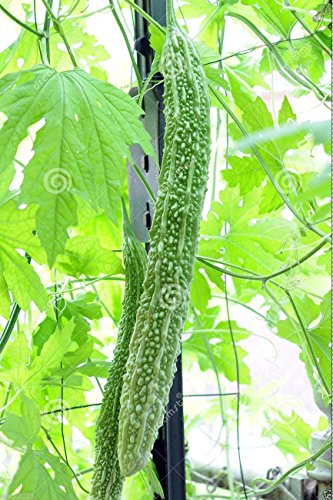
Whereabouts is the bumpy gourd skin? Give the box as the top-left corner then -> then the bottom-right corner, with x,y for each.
118,7 -> 211,477
91,203 -> 147,499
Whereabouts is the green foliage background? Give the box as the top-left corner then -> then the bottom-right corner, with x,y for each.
0,0 -> 331,498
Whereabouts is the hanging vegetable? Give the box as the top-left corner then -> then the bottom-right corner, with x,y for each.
118,0 -> 211,477
92,201 -> 148,499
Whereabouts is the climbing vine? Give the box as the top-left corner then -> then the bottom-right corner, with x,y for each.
0,0 -> 331,498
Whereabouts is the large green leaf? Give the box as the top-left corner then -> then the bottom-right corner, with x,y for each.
1,393 -> 40,448
0,200 -> 48,317
0,330 -> 31,386
7,448 -> 78,499
200,186 -> 297,274
277,292 -> 331,391
0,30 -> 39,78
263,410 -> 313,461
184,308 -> 251,384
0,65 -> 154,265
0,3 -> 110,78
56,235 -> 124,277
240,0 -> 297,36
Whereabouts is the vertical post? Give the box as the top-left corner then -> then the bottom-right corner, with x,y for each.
127,2 -> 186,498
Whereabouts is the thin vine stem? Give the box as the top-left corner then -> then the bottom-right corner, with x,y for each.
198,238 -> 328,283
0,384 -> 12,421
40,0 -> 78,67
287,3 -> 331,56
226,12 -> 329,104
208,83 -> 331,241
47,276 -> 125,295
57,0 -> 80,19
91,283 -> 118,325
0,4 -> 44,36
212,296 -> 267,321
251,438 -> 331,497
41,403 -> 101,416
123,0 -> 166,34
0,303 -> 21,355
131,161 -> 156,202
43,0 -> 53,63
191,306 -> 235,497
53,276 -> 69,464
109,0 -> 143,90
77,467 -> 94,476
205,35 -> 321,66
198,252 -> 330,397
63,5 -> 111,20
210,24 -> 225,206
137,55 -> 161,108
194,438 -> 332,499
33,0 -> 47,63
262,282 -> 330,399
0,254 -> 32,354
224,282 -> 248,499
284,288 -> 330,396
41,425 -> 90,494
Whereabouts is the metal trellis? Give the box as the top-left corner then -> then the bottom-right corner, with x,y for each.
127,1 -> 186,499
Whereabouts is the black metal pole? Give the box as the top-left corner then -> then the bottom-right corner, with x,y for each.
132,2 -> 186,499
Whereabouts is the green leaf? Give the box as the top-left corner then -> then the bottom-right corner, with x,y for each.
59,338 -> 95,379
74,359 -> 110,378
212,321 -> 251,383
0,331 -> 31,386
200,186 -> 298,299
123,460 -> 164,500
240,0 -> 296,36
2,393 -> 40,448
50,18 -> 110,76
184,309 -> 251,384
0,200 -> 48,317
28,319 -> 75,383
277,292 -> 331,391
190,266 -> 211,313
0,30 -> 38,78
224,77 -> 307,212
181,0 -> 216,19
33,317 -> 57,356
279,39 -> 325,83
205,66 -> 230,91
263,410 -> 312,461
0,65 -> 154,265
7,448 -> 78,499
56,235 -> 124,277
33,292 -> 103,356
60,291 -> 103,345
149,25 -> 165,55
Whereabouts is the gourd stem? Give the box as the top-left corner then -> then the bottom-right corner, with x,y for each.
166,0 -> 176,26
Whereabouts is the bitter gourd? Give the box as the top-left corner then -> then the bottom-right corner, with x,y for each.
91,200 -> 147,499
118,0 -> 211,477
